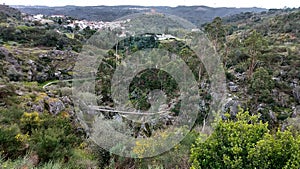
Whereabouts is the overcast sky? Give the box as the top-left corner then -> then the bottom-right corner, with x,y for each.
1,0 -> 300,9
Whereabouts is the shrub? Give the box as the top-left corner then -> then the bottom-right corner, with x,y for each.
0,124 -> 25,159
30,125 -> 78,162
31,113 -> 82,162
190,108 -> 300,169
0,107 -> 23,125
20,112 -> 42,134
140,130 -> 199,169
250,67 -> 275,103
248,130 -> 300,169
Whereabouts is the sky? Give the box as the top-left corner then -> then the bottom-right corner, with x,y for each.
1,0 -> 300,9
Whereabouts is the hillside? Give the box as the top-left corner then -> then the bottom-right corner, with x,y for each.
0,4 -> 300,169
0,4 -> 21,21
14,5 -> 266,26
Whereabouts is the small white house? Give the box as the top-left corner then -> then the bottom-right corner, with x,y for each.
33,14 -> 43,20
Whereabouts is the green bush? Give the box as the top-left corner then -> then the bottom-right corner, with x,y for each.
29,115 -> 81,162
0,124 -> 25,159
190,108 -> 300,169
248,130 -> 300,169
0,107 -> 23,125
30,126 -> 77,162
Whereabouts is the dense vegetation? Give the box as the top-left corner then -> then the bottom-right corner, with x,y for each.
0,4 -> 299,169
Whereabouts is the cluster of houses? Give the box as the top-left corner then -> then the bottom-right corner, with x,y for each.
21,13 -> 200,41
64,19 -> 130,30
23,13 -> 130,31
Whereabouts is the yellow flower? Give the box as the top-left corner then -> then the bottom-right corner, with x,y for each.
15,133 -> 29,142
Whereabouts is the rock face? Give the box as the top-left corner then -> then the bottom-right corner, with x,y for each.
0,47 -> 77,82
222,96 -> 241,116
28,92 -> 74,116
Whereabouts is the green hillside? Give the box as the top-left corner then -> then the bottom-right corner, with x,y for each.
0,4 -> 299,169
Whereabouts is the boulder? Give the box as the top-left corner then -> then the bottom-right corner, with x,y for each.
228,82 -> 235,86
229,85 -> 239,92
291,106 -> 300,118
32,104 -> 44,114
45,98 -> 65,115
222,97 -> 241,116
61,96 -> 72,105
6,65 -> 23,81
269,110 -> 277,122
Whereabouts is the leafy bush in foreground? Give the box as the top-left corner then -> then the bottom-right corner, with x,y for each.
190,109 -> 300,169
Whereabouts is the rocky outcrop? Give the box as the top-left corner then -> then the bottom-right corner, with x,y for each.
29,92 -> 76,116
0,47 -> 77,82
222,96 -> 241,116
44,97 -> 65,115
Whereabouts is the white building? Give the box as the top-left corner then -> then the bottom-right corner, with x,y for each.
156,34 -> 176,40
33,14 -> 43,20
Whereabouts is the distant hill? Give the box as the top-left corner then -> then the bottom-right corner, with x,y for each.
13,5 -> 266,26
0,4 -> 22,21
222,7 -> 300,38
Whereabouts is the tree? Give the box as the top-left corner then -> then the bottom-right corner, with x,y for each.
249,67 -> 274,104
243,30 -> 267,78
38,30 -> 60,47
204,17 -> 233,67
204,17 -> 226,51
57,18 -> 63,25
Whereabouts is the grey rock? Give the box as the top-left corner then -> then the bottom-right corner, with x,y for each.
269,110 -> 277,122
27,59 -> 34,65
36,73 -> 49,82
235,72 -> 246,81
0,47 -> 9,59
27,70 -> 33,81
228,82 -> 235,86
32,104 -> 44,114
293,86 -> 300,103
257,103 -> 266,112
15,90 -> 24,96
229,85 -> 239,92
272,77 -> 280,82
54,71 -> 61,78
291,106 -> 299,118
45,98 -> 65,115
223,97 -> 241,116
61,96 -> 72,105
6,65 -> 23,81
